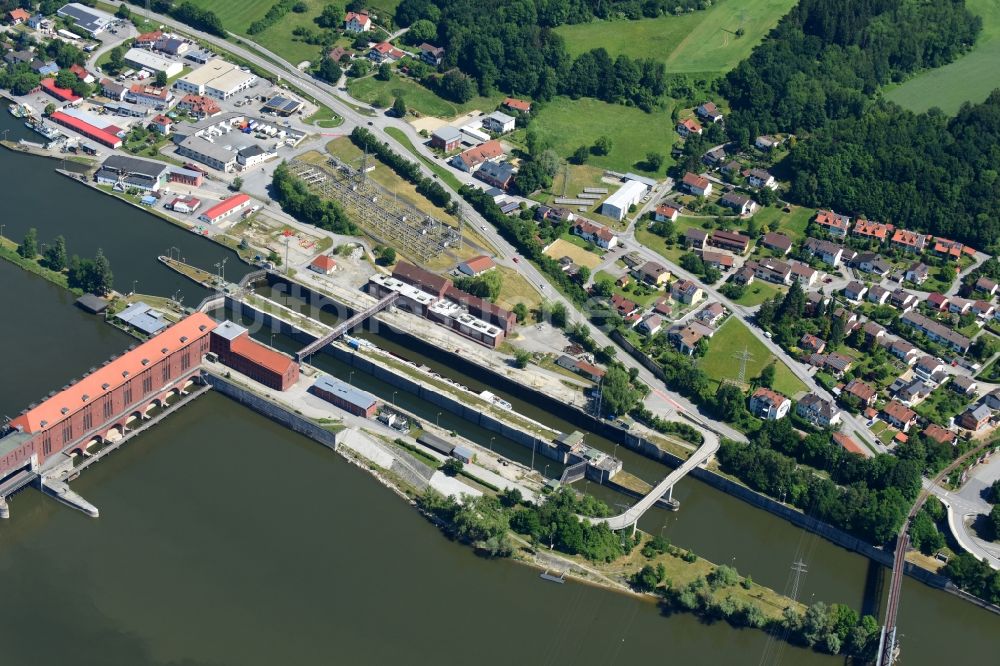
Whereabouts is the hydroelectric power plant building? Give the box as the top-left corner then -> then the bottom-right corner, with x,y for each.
0,313 -> 217,484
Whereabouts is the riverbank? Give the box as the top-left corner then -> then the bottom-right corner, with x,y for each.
0,237 -> 78,295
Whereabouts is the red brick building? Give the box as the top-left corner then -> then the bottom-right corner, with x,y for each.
309,375 -> 378,417
210,321 -> 299,391
0,314 -> 217,479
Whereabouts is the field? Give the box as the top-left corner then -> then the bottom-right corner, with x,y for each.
349,75 -> 456,118
732,280 -> 785,307
542,238 -> 603,269
752,204 -> 815,241
495,266 -> 542,312
700,319 -> 806,397
181,0 -> 333,65
348,74 -> 505,119
555,0 -> 797,75
510,97 -> 674,174
884,0 -> 1000,114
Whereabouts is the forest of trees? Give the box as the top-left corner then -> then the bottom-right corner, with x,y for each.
721,0 -> 998,248
786,94 -> 1000,248
393,0 -> 670,108
717,419 -> 922,544
722,0 -> 982,136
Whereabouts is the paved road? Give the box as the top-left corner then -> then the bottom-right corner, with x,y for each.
98,2 -> 749,438
926,450 -> 1000,568
614,216 -> 878,452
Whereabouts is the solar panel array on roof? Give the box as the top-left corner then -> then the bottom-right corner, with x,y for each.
263,95 -> 303,114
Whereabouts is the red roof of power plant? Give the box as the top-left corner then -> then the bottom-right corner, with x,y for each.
49,111 -> 122,148
9,314 -> 217,434
40,78 -> 81,102
228,334 -> 296,375
199,194 -> 250,222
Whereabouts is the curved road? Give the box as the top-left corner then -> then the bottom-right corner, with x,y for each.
614,217 -> 878,452
102,2 -> 747,439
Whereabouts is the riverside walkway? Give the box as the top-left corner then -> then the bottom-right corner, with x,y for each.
589,433 -> 719,532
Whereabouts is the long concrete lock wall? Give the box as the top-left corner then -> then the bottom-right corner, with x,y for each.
202,371 -> 337,451
228,296 -> 566,465
235,278 -> 977,601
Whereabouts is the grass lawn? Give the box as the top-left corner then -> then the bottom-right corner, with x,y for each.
383,127 -> 463,191
884,0 -> 1000,114
304,106 -> 343,128
733,280 -> 785,307
181,0 -> 274,31
349,74 -> 457,117
180,0 -> 334,65
495,265 -> 542,312
700,318 -> 807,397
595,269 -> 660,307
348,73 -> 505,119
752,204 -> 815,241
559,231 -> 605,256
877,425 -> 899,445
509,96 -> 674,174
634,224 -> 688,265
555,0 -> 797,75
543,238 -> 603,269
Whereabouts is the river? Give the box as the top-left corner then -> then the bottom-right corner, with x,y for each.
0,112 -> 996,664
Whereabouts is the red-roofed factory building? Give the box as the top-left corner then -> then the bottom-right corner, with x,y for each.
198,194 -> 251,225
50,110 -> 123,149
210,321 -> 300,391
0,314 -> 217,481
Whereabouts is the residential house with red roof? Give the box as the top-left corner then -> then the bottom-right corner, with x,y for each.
676,118 -> 702,138
572,218 -> 619,249
923,424 -> 957,446
844,379 -> 877,406
7,8 -> 30,24
654,203 -> 680,222
503,97 -> 531,113
815,210 -> 850,237
369,41 -> 405,63
451,140 -> 503,173
750,388 -> 791,420
610,293 -> 639,318
883,400 -> 917,432
833,432 -> 865,455
852,219 -> 894,243
891,229 -> 926,253
344,11 -> 371,32
681,172 -> 712,197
